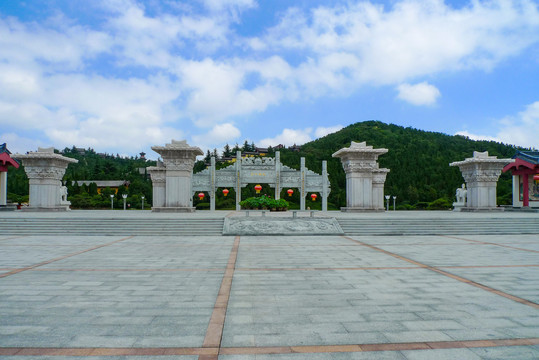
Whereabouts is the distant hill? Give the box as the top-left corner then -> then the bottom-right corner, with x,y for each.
278,121 -> 523,209
8,121 -> 525,210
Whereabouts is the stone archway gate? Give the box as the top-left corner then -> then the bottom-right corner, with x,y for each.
193,151 -> 330,211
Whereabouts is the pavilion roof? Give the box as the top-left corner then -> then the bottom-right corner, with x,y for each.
0,143 -> 20,169
514,150 -> 539,165
503,151 -> 539,173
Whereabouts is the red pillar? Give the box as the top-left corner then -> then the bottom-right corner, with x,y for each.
522,174 -> 529,207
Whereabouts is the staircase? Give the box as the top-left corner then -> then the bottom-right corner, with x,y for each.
337,216 -> 539,236
0,217 -> 225,236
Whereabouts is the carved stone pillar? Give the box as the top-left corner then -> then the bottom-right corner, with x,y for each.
450,151 -> 514,211
147,163 -> 166,208
151,140 -> 203,212
14,147 -> 78,211
332,141 -> 389,212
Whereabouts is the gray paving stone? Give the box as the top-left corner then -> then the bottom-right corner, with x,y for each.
402,348 -> 483,360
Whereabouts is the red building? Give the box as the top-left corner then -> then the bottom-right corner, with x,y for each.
0,143 -> 20,207
503,151 -> 539,208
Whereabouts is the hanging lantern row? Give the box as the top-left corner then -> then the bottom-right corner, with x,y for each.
198,192 -> 205,200
222,188 -> 229,196
311,193 -> 317,201
254,184 -> 262,194
287,189 -> 294,197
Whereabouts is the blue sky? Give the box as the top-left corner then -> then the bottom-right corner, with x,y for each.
1,0 -> 538,158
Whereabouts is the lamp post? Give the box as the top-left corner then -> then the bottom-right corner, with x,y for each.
122,193 -> 127,210
385,195 -> 390,211
393,196 -> 397,211
110,194 -> 114,210
141,196 -> 145,210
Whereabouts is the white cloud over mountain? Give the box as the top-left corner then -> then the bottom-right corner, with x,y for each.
1,0 -> 538,153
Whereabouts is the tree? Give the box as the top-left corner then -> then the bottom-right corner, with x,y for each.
223,144 -> 232,157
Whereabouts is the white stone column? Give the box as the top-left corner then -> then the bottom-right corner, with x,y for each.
210,156 -> 216,211
0,171 -> 7,206
14,147 -> 78,211
151,140 -> 203,212
322,160 -> 329,212
332,141 -> 389,212
275,151 -> 281,200
450,151 -> 514,211
147,164 -> 166,208
372,169 -> 389,210
300,157 -> 306,211
235,150 -> 242,211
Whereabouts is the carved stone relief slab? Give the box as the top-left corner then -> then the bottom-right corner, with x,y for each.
223,217 -> 343,235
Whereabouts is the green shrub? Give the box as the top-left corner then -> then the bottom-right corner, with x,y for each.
196,202 -> 210,210
427,198 -> 452,210
240,195 -> 289,210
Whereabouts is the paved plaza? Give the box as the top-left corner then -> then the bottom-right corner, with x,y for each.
0,211 -> 538,359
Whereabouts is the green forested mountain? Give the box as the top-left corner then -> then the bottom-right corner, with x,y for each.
7,121 -> 526,210
276,121 -> 523,209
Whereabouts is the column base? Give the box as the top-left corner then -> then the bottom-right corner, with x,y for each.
151,207 -> 196,213
340,207 -> 385,212
452,202 -> 465,212
22,206 -> 70,212
0,204 -> 17,211
460,207 -> 504,212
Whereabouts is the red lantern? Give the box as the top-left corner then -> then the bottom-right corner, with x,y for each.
311,193 -> 317,201
534,174 -> 539,181
255,184 -> 262,194
287,189 -> 294,197
198,192 -> 205,200
222,189 -> 229,196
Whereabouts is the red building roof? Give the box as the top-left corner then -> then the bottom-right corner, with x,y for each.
0,143 -> 19,171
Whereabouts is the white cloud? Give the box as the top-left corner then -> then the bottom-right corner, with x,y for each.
192,123 -> 241,147
315,125 -> 343,138
397,82 -> 441,106
0,132 -> 48,155
263,0 -> 539,85
454,130 -> 501,142
258,128 -> 313,148
456,101 -> 539,149
496,101 -> 539,149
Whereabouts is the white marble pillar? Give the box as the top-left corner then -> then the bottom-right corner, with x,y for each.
332,141 -> 389,212
210,156 -> 216,211
147,164 -> 166,208
151,140 -> 203,212
14,147 -> 78,211
235,150 -> 242,211
275,151 -> 281,200
450,151 -> 514,211
322,160 -> 329,212
300,157 -> 306,211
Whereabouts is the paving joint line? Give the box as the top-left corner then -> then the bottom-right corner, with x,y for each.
1,338 -> 538,356
199,235 -> 240,360
342,236 -> 539,309
0,235 -> 135,279
442,235 -> 539,253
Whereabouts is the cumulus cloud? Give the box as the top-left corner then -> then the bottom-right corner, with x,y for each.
397,82 -> 441,106
454,130 -> 501,142
315,125 -> 344,138
192,123 -> 241,147
496,101 -> 539,149
456,101 -> 539,149
1,0 -> 539,154
258,128 -> 313,148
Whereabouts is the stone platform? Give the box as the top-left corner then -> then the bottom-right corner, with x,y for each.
0,211 -> 538,359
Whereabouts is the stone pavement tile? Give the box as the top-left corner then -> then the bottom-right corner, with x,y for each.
133,334 -> 204,347
445,267 -> 539,304
220,351 -> 407,360
39,236 -> 234,270
0,357 -> 197,360
401,348 -> 483,360
236,237 -> 414,269
470,345 -> 539,359
0,269 -> 222,348
442,328 -> 514,341
383,330 -> 453,343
